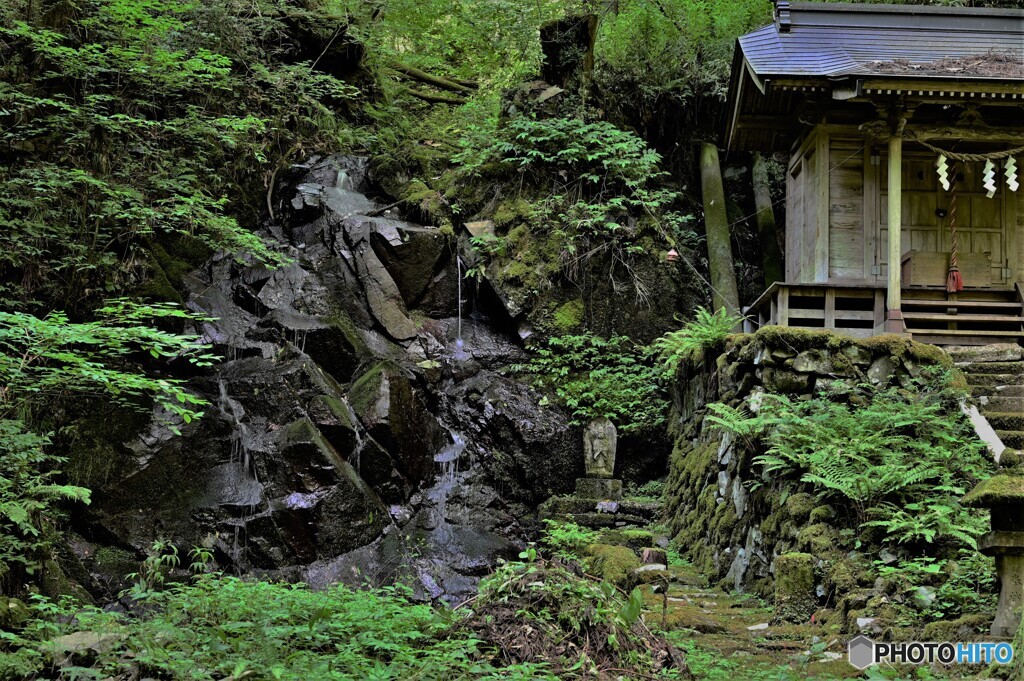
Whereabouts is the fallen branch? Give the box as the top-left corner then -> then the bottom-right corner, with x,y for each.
389,62 -> 476,94
400,86 -> 467,105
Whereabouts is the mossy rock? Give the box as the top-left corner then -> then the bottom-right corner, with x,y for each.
0,596 -> 30,628
808,505 -> 836,524
585,544 -> 641,585
962,474 -> 1024,507
784,493 -> 816,523
796,523 -> 840,556
40,560 -> 93,604
93,546 -> 139,580
661,605 -> 728,634
492,198 -> 534,228
825,557 -> 871,595
597,529 -> 655,552
774,553 -> 816,623
552,299 -> 585,332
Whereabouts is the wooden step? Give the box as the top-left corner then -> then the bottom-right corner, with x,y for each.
903,300 -> 1023,310
903,313 -> 1024,323
903,289 -> 1019,302
910,330 -> 1024,346
910,329 -> 1024,337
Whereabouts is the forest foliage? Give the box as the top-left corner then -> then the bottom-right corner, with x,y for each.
0,0 -> 1017,676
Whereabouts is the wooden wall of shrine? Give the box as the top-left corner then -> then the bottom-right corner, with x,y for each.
785,124 -> 1023,290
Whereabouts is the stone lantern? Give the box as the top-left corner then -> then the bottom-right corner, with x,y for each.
962,454 -> 1024,638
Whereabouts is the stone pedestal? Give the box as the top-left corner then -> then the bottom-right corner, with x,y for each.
575,477 -> 622,501
963,472 -> 1024,638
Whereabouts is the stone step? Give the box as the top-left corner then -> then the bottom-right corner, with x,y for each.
985,413 -> 1024,431
959,361 -> 1024,375
965,373 -> 1024,388
946,344 -> 1024,363
980,396 -> 1024,413
996,431 -> 1024,449
545,512 -> 648,529
973,385 -> 1024,398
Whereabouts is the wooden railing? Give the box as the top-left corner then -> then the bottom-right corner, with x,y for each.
745,283 -> 1024,345
744,283 -> 885,338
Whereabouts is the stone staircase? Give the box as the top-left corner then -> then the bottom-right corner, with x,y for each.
948,344 -> 1024,459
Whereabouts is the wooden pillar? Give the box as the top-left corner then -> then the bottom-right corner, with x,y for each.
886,133 -> 904,332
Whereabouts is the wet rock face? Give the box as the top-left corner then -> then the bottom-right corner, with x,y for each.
74,155 -> 580,601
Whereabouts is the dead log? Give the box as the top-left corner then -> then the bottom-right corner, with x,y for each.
389,62 -> 475,94
399,86 -> 467,105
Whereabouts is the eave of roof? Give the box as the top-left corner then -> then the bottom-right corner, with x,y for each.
722,1 -> 1024,151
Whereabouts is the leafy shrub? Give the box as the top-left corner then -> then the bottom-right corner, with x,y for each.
454,116 -> 690,249
707,388 -> 993,551
876,551 -> 997,622
511,333 -> 666,433
0,422 -> 89,581
541,519 -> 601,562
625,479 -> 666,502
653,307 -> 742,378
465,558 -> 679,678
1,575 -> 537,680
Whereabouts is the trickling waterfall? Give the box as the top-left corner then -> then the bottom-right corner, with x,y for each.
454,257 -> 468,361
428,432 -> 466,550
217,379 -> 262,567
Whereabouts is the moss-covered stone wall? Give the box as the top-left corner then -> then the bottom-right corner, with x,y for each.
665,328 -> 955,598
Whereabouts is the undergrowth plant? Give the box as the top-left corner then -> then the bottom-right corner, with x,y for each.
706,387 -> 993,551
541,519 -> 601,562
653,307 -> 742,378
510,333 -> 666,433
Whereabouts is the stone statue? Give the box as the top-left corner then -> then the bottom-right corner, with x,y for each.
583,417 -> 617,479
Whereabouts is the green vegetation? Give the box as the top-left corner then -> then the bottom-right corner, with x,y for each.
511,333 -> 666,433
707,388 -> 992,550
0,552 -> 681,681
541,519 -> 600,562
653,307 -> 743,377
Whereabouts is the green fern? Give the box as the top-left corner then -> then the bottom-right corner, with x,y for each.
707,387 -> 993,549
655,307 -> 743,378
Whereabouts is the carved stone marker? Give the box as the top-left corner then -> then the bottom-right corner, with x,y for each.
583,417 -> 617,479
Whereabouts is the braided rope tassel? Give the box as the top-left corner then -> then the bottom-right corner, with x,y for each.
947,169 -> 963,293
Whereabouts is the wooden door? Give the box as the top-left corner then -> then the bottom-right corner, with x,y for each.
877,151 -> 1009,288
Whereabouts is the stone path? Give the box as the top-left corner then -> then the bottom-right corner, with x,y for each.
638,563 -> 861,679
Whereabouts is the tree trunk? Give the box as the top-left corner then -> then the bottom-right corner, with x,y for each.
752,153 -> 785,288
699,143 -> 740,315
